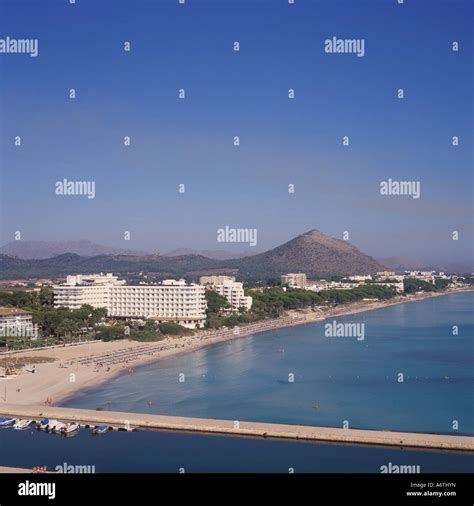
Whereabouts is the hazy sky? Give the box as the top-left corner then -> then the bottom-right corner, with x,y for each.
1,0 -> 472,266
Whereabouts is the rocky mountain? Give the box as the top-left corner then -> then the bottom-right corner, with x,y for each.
0,240 -> 150,259
227,229 -> 386,278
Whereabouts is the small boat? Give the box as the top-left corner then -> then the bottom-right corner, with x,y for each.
52,422 -> 66,433
46,419 -> 60,432
119,424 -> 136,432
38,418 -> 49,430
92,424 -> 109,435
62,422 -> 80,434
0,417 -> 16,427
13,419 -> 33,430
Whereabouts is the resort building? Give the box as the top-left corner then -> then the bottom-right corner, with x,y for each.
281,273 -> 307,289
53,274 -> 125,309
376,271 -> 398,278
373,281 -> 405,293
404,271 -> 436,284
54,274 -> 207,328
200,276 -> 252,312
376,273 -> 405,282
0,307 -> 35,338
347,275 -> 372,281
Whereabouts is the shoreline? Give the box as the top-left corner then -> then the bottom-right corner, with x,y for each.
1,287 -> 472,407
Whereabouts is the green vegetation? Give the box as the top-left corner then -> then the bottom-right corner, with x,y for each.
205,291 -> 230,329
0,287 -> 54,308
202,284 -> 399,330
205,291 -> 230,313
0,288 -> 107,348
94,320 -> 192,342
403,279 -> 451,293
32,306 -> 107,338
250,284 -> 397,315
157,322 -> 193,336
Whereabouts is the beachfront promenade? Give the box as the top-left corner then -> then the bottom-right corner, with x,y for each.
1,403 -> 473,451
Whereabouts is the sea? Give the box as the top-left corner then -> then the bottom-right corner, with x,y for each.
1,292 -> 473,472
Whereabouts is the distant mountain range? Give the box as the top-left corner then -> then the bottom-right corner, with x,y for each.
376,256 -> 426,271
162,248 -> 252,260
376,256 -> 473,274
0,240 -> 252,261
0,230 -> 388,280
0,240 -> 150,259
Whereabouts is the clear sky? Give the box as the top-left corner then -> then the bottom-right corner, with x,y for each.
0,0 -> 472,267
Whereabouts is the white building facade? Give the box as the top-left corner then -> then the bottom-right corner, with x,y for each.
0,307 -> 36,339
54,274 -> 207,328
281,273 -> 307,289
53,274 -> 125,310
200,276 -> 252,311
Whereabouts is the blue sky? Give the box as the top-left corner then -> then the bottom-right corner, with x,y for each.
0,0 -> 472,266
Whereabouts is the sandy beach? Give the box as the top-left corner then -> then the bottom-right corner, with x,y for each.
0,288 -> 472,408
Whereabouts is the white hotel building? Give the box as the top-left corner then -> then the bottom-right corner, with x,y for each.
54,274 -> 207,328
199,276 -> 252,311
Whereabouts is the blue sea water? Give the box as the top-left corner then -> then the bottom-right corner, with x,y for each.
0,427 -> 472,473
62,292 -> 474,436
1,293 -> 473,473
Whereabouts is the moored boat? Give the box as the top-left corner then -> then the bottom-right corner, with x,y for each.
62,422 -> 80,434
0,417 -> 16,427
46,419 -> 60,432
38,418 -> 49,430
52,422 -> 67,433
13,419 -> 33,430
92,424 -> 109,435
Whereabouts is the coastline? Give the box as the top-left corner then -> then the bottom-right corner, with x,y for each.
1,287 -> 472,408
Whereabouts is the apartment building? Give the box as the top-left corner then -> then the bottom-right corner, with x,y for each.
281,273 -> 307,289
54,274 -> 207,328
373,281 -> 405,293
200,276 -> 252,311
376,271 -> 397,278
404,271 -> 436,284
347,275 -> 372,281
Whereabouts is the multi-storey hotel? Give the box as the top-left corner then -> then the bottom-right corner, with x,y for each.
200,276 -> 252,311
53,274 -> 126,310
281,273 -> 307,289
54,274 -> 207,328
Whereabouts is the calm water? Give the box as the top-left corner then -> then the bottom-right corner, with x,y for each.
62,292 -> 474,435
0,427 -> 472,473
1,293 -> 472,473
